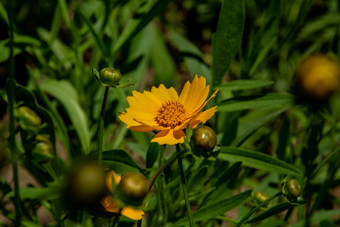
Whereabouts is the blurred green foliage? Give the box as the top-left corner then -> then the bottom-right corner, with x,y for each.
1,0 -> 340,226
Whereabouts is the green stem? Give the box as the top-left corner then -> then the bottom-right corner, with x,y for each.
281,206 -> 294,227
176,144 -> 194,227
112,208 -> 122,227
7,0 -> 21,225
236,192 -> 282,227
98,86 -> 110,165
148,148 -> 187,191
157,147 -> 167,225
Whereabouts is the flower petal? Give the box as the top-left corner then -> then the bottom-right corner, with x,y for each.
100,195 -> 120,213
151,84 -> 178,102
179,75 -> 209,114
106,170 -> 121,191
130,90 -> 161,112
151,129 -> 185,145
119,111 -> 158,131
188,88 -> 219,118
121,207 -> 145,220
189,106 -> 218,128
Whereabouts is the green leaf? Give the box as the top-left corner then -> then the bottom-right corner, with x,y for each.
246,202 -> 294,224
174,190 -> 251,226
146,143 -> 159,169
212,0 -> 245,86
150,25 -> 176,86
232,105 -> 291,146
216,80 -> 274,92
170,31 -> 210,82
40,79 -> 90,154
100,149 -> 142,173
218,94 -> 293,112
113,0 -> 171,57
218,147 -> 302,176
6,187 -> 59,200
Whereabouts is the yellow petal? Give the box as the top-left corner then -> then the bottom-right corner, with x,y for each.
151,84 -> 172,101
168,87 -> 179,100
100,195 -> 120,213
188,88 -> 219,118
127,95 -> 157,115
119,111 -> 158,131
151,129 -> 185,145
189,106 -> 218,128
179,75 -> 209,113
106,170 -> 121,191
121,207 -> 144,220
132,90 -> 162,108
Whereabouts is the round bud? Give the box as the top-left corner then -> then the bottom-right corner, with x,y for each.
117,172 -> 148,206
17,106 -> 42,130
282,179 -> 301,202
99,68 -> 121,86
193,126 -> 217,152
295,54 -> 340,100
32,135 -> 54,162
254,191 -> 270,205
67,162 -> 106,206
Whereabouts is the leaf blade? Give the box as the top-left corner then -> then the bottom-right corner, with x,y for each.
218,147 -> 302,176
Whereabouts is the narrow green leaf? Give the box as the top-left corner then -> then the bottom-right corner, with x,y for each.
218,147 -> 302,176
113,0 -> 171,57
212,0 -> 245,86
146,143 -> 159,169
174,190 -> 251,226
6,187 -> 59,200
218,94 -> 293,112
100,149 -> 142,173
217,80 -> 274,92
170,31 -> 210,82
57,0 -> 71,29
233,105 -> 291,146
40,79 -> 90,154
150,25 -> 176,86
246,202 -> 296,224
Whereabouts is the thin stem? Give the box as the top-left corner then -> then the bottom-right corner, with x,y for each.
98,86 -> 110,165
236,192 -> 282,227
148,148 -> 186,191
157,147 -> 167,225
7,0 -> 21,225
281,206 -> 294,227
112,208 -> 122,227
176,144 -> 194,227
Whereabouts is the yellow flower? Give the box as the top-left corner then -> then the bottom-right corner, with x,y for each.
119,75 -> 219,145
100,171 -> 144,220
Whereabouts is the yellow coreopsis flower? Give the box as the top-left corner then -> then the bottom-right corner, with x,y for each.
100,171 -> 144,220
119,75 -> 219,145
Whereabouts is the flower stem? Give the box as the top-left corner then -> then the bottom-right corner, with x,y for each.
7,0 -> 21,225
98,86 -> 110,165
148,148 -> 186,191
236,192 -> 282,227
156,147 -> 167,225
176,144 -> 194,227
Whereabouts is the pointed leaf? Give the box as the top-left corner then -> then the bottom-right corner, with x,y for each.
212,0 -> 245,86
218,147 -> 302,176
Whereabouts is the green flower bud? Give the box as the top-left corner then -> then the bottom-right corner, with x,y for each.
97,68 -> 122,86
117,172 -> 148,206
32,135 -> 54,162
67,162 -> 106,206
17,106 -> 42,130
254,191 -> 270,206
282,179 -> 301,202
193,126 -> 217,152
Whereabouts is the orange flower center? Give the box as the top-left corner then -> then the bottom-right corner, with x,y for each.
154,100 -> 186,128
